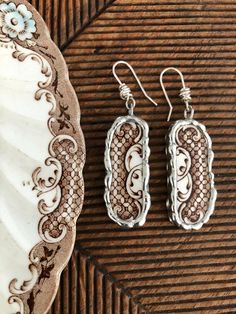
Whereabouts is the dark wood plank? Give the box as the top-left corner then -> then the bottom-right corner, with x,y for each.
28,0 -> 115,49
30,0 -> 236,313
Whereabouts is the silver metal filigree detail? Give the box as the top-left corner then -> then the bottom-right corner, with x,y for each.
166,119 -> 217,230
104,115 -> 151,228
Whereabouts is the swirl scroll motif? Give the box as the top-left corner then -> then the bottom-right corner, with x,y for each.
175,125 -> 211,226
0,5 -> 84,312
109,122 -> 144,221
13,41 -> 80,243
38,135 -> 82,243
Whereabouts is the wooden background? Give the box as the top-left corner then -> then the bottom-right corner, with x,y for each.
28,0 -> 236,313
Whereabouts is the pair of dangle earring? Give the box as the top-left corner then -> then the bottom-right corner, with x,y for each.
104,62 -> 217,230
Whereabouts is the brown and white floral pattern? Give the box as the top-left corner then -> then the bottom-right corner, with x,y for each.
37,136 -> 83,242
105,116 -> 150,228
0,1 -> 85,314
166,119 -> 217,230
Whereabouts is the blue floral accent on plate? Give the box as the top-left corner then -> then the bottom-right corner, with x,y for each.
0,2 -> 36,41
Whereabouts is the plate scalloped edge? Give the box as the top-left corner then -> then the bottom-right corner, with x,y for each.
0,1 -> 85,313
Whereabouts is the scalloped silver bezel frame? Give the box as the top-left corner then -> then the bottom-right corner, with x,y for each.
166,119 -> 217,230
104,115 -> 151,228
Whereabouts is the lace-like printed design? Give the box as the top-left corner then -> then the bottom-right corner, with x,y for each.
109,122 -> 143,221
176,125 -> 211,225
40,138 -> 83,239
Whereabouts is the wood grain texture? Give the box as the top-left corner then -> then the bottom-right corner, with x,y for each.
28,0 -> 236,313
28,0 -> 114,49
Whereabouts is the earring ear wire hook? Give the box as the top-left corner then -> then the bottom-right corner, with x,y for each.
160,67 -> 193,122
112,60 -> 158,115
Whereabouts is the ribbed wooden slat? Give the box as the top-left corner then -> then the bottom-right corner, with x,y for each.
27,0 -> 236,313
27,0 -> 114,48
64,0 -> 236,313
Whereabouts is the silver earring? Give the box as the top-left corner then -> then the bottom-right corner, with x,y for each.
160,67 -> 217,230
104,61 -> 158,228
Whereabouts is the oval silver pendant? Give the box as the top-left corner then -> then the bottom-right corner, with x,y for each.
166,119 -> 217,230
104,115 -> 150,228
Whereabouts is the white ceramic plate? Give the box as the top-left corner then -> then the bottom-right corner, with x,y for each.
0,1 -> 85,313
